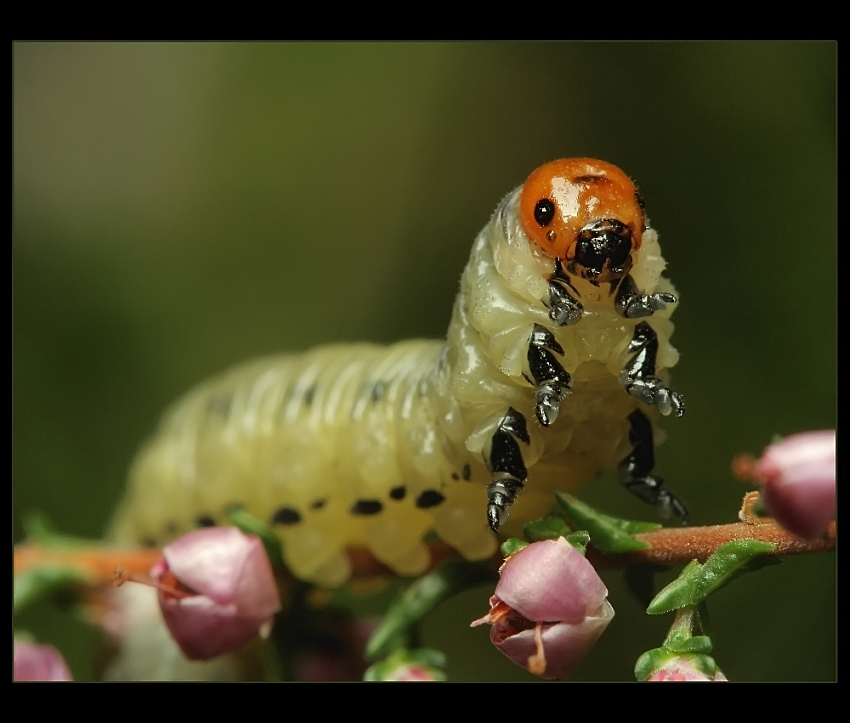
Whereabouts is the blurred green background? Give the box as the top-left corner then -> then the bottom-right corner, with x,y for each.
14,42 -> 835,681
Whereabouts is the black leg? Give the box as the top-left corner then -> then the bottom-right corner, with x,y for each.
615,274 -> 677,319
546,259 -> 584,326
486,407 -> 530,532
618,409 -> 688,523
619,322 -> 685,417
527,324 -> 572,427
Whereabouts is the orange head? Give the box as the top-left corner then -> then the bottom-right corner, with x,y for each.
519,158 -> 646,285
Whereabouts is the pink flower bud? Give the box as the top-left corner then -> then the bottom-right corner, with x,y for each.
471,538 -> 614,680
363,648 -> 446,682
14,641 -> 73,681
647,656 -> 727,682
754,430 -> 835,539
382,664 -> 442,681
151,527 -> 282,661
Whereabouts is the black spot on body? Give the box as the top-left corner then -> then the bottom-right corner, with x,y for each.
272,507 -> 302,525
416,490 -> 445,509
462,463 -> 471,481
451,472 -> 459,481
351,499 -> 383,516
196,515 -> 216,528
371,381 -> 387,403
304,385 -> 317,407
311,499 -> 327,510
389,486 -> 406,500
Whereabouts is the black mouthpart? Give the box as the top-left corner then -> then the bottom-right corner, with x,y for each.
570,219 -> 633,281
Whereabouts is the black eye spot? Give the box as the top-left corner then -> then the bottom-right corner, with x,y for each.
534,199 -> 556,227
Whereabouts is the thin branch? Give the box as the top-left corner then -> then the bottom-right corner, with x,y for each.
13,517 -> 835,587
588,519 -> 836,568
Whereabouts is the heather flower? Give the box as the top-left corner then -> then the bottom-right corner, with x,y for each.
646,654 -> 727,682
14,641 -> 73,681
471,537 -> 614,680
363,648 -> 446,682
751,430 -> 835,539
150,527 -> 281,660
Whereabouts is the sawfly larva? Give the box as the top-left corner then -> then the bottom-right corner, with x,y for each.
110,158 -> 686,587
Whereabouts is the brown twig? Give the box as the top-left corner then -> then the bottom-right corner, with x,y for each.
14,544 -> 162,583
14,515 -> 835,588
587,519 -> 836,569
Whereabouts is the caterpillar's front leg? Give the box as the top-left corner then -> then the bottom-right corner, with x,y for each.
620,322 -> 684,417
527,324 -> 572,427
615,274 -> 677,319
546,259 -> 584,327
619,409 -> 688,523
485,407 -> 530,532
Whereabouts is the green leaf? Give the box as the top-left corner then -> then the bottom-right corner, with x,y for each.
634,647 -> 672,681
669,635 -> 714,655
523,515 -> 572,542
691,540 -> 776,603
647,560 -> 703,614
225,506 -> 286,570
365,559 -> 495,660
501,538 -> 528,557
554,493 -> 657,553
564,530 -> 590,554
14,565 -> 92,612
647,540 -> 776,614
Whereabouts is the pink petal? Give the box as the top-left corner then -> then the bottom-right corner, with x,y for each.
163,527 -> 254,603
648,659 -> 727,682
14,641 -> 73,682
495,538 -> 608,622
152,527 -> 281,661
491,601 -> 615,680
757,430 -> 836,538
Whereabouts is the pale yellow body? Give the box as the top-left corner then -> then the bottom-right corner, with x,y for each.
111,188 -> 679,587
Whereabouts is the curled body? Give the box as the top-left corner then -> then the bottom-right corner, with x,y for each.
111,159 -> 685,587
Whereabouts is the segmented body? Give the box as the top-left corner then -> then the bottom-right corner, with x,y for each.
111,159 -> 683,587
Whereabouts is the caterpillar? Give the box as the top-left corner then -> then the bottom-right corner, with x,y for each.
110,158 -> 686,588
